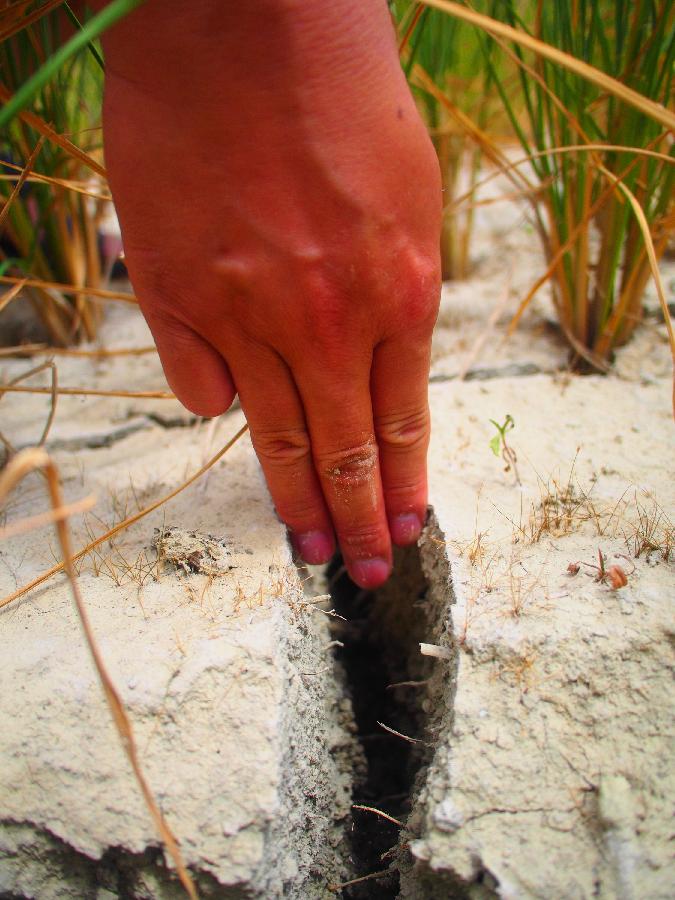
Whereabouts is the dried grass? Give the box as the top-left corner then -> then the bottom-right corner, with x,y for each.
0,447 -> 198,899
523,469 -> 673,563
0,422 -> 249,610
1,383 -> 175,399
411,0 -> 674,410
419,1 -> 675,130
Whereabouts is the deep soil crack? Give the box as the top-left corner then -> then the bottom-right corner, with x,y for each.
324,524 -> 454,899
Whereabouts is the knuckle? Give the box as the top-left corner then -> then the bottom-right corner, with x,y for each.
275,497 -> 321,526
338,521 -> 388,557
398,251 -> 441,329
253,427 -> 312,468
411,249 -> 441,287
318,438 -> 379,489
375,407 -> 430,452
385,478 -> 426,501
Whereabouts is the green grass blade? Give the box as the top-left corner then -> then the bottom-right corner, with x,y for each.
419,0 -> 675,130
0,0 -> 144,130
63,1 -> 106,71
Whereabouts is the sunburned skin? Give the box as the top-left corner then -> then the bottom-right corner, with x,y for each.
95,0 -> 442,589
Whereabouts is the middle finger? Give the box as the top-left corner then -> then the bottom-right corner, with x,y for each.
295,360 -> 392,589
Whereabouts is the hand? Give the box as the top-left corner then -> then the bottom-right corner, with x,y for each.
99,0 -> 441,588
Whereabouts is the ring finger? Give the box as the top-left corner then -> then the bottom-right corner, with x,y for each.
229,342 -> 336,566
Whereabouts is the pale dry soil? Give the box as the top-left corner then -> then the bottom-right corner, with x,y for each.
0,189 -> 673,899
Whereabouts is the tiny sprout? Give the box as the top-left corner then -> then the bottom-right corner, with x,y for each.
488,414 -> 520,485
489,414 -> 514,457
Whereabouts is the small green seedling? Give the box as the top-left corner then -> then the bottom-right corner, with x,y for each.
489,414 -> 520,485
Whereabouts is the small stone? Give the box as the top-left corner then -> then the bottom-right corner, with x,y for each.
432,799 -> 465,833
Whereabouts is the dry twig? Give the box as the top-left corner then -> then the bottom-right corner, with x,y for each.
352,805 -> 404,828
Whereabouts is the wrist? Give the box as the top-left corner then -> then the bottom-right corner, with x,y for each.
97,0 -> 410,129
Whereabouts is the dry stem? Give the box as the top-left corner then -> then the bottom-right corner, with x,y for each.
1,383 -> 175,400
0,448 -> 198,899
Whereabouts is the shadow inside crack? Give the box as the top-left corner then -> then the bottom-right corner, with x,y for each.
324,523 -> 452,899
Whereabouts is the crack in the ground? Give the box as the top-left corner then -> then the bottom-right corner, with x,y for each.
17,420 -> 150,453
25,409 -> 217,453
324,514 -> 457,899
429,362 -> 558,383
144,412 -> 198,429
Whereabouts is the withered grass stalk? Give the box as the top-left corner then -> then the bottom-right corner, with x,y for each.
0,447 -> 198,899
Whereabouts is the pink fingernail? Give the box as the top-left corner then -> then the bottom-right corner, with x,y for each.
390,512 -> 422,546
295,530 -> 335,565
351,558 -> 391,589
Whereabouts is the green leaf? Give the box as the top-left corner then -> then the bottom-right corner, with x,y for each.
489,434 -> 501,457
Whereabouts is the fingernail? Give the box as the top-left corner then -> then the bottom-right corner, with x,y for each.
390,512 -> 422,546
295,530 -> 335,565
351,558 -> 391,589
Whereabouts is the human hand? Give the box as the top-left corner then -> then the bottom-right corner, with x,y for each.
99,0 -> 441,588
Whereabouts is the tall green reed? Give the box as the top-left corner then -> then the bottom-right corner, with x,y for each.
479,0 -> 674,367
394,1 -> 515,279
0,1 -> 137,345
